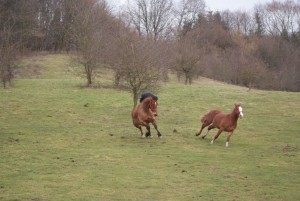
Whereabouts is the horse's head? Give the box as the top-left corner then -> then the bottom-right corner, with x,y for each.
234,104 -> 244,119
148,98 -> 158,116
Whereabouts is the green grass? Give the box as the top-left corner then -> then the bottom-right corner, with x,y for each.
1,54 -> 300,201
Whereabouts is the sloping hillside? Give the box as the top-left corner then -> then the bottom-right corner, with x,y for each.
1,54 -> 299,201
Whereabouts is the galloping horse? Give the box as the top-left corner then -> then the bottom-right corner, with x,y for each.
201,104 -> 243,147
131,93 -> 162,138
195,110 -> 222,137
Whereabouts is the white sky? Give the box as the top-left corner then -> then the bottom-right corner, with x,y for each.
206,0 -> 269,11
108,0 -> 286,12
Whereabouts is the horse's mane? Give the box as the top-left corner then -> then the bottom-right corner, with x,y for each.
139,93 -> 158,103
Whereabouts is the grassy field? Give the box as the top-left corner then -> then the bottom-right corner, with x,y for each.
1,54 -> 299,201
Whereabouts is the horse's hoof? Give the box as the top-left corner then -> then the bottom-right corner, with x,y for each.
158,136 -> 162,139
210,140 -> 214,144
201,136 -> 205,139
141,135 -> 145,138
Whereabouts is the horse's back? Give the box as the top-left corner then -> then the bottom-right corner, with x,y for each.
201,110 -> 222,123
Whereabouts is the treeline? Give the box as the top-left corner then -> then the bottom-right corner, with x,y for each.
1,0 -> 300,95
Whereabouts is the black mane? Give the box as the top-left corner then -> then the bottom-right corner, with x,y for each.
139,93 -> 158,103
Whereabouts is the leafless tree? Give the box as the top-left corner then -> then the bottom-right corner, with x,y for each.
174,36 -> 201,85
126,0 -> 173,40
0,25 -> 18,88
111,30 -> 164,106
256,35 -> 300,91
253,7 -> 265,36
0,1 -> 24,88
259,0 -> 300,36
69,0 -> 112,86
173,0 -> 206,34
226,35 -> 266,89
221,10 -> 254,35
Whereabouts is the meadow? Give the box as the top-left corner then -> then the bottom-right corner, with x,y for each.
0,54 -> 299,201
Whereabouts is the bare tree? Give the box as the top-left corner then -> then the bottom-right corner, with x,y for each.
174,37 -> 201,85
70,0 -> 112,86
254,7 -> 265,36
111,31 -> 164,106
127,0 -> 173,40
128,40 -> 163,106
221,10 -> 254,35
0,26 -> 18,88
220,35 -> 266,90
173,0 -> 206,33
0,1 -> 24,88
260,0 -> 300,36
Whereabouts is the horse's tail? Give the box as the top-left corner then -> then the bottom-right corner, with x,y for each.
200,115 -> 206,123
201,110 -> 221,123
201,110 -> 211,123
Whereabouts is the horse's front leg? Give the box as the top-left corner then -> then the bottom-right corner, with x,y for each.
151,120 -> 162,139
210,129 -> 222,145
226,131 -> 234,147
138,126 -> 145,138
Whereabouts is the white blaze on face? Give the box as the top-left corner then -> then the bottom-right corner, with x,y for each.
239,106 -> 244,118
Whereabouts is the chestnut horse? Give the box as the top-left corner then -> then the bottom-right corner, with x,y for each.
195,110 -> 222,137
131,93 -> 162,138
201,104 -> 243,147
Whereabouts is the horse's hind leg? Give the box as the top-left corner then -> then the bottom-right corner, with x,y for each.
203,124 -> 215,139
145,124 -> 152,138
195,124 -> 205,136
201,129 -> 210,139
196,119 -> 209,136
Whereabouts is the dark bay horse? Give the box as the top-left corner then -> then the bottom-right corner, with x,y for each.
201,104 -> 244,147
131,93 -> 162,138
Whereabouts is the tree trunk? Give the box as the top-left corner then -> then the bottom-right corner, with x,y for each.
85,64 -> 93,86
133,92 -> 138,108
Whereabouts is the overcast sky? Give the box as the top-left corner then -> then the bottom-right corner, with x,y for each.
206,0 -> 270,11
108,0 -> 286,12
